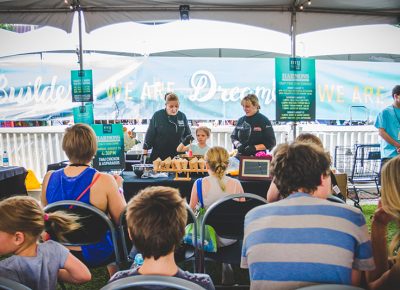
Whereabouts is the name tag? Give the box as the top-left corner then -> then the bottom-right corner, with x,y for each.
178,120 -> 184,126
253,127 -> 262,132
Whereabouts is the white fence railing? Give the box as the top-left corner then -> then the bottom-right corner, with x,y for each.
0,125 -> 379,181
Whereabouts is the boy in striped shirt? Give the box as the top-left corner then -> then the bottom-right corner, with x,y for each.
241,142 -> 374,290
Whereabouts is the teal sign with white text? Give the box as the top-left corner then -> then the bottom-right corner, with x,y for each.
71,69 -> 93,102
73,103 -> 94,125
91,124 -> 124,171
275,58 -> 316,121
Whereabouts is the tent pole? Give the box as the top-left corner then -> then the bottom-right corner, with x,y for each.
78,6 -> 83,71
77,2 -> 85,109
290,9 -> 297,141
291,10 -> 296,58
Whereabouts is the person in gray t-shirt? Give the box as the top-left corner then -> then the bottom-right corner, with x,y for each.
0,196 -> 91,289
0,241 -> 68,290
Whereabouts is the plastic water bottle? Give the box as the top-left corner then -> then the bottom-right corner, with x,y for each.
2,150 -> 9,166
133,253 -> 143,267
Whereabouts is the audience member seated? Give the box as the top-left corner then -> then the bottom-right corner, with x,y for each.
242,142 -> 374,290
189,146 -> 244,247
41,124 -> 126,276
267,133 -> 345,203
108,186 -> 215,290
0,196 -> 91,289
367,156 -> 400,290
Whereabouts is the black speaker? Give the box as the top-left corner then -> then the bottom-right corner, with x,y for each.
179,5 -> 190,20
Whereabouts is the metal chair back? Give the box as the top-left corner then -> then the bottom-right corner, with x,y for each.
100,275 -> 206,290
201,193 -> 267,241
199,193 -> 267,273
43,200 -> 121,269
118,203 -> 198,268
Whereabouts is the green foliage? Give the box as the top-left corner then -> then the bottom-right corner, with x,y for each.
57,267 -> 109,290
0,24 -> 13,31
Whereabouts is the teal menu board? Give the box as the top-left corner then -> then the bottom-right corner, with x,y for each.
73,103 -> 94,125
71,69 -> 93,102
275,58 -> 316,121
91,124 -> 125,171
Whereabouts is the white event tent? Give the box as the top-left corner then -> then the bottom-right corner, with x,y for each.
1,20 -> 399,61
0,0 -> 399,34
0,0 -> 399,61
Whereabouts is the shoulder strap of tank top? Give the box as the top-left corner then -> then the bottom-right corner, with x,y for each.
196,178 -> 204,208
69,173 -> 101,209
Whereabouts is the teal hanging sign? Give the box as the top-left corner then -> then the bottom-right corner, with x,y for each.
91,124 -> 125,171
73,103 -> 94,125
275,57 -> 316,121
71,69 -> 93,102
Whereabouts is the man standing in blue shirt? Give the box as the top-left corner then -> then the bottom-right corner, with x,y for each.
375,85 -> 400,168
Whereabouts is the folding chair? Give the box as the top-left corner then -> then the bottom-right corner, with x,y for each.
43,200 -> 122,269
199,193 -> 267,281
100,275 -> 206,290
0,277 -> 31,290
334,144 -> 381,208
349,144 -> 381,203
297,284 -> 365,290
118,208 -> 132,267
118,203 -> 199,271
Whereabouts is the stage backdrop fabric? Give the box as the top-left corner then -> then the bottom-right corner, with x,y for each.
0,56 -> 399,121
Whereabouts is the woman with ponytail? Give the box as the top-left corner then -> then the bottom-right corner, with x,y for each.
189,146 -> 244,246
0,196 -> 91,290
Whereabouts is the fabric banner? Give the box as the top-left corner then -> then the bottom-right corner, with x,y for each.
0,55 -> 398,121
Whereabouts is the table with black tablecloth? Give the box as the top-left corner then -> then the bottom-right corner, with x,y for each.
121,171 -> 271,202
0,166 -> 28,200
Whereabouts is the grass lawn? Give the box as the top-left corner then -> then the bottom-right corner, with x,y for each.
2,204 -> 397,289
361,204 -> 397,242
57,267 -> 109,290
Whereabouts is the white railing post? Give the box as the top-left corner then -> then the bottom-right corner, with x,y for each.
0,124 -> 379,181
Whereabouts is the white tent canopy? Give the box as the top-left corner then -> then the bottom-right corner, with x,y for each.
0,20 -> 291,58
0,0 -> 399,34
1,20 -> 399,61
297,24 -> 400,58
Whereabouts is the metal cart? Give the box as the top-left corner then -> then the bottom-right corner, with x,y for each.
334,144 -> 381,208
